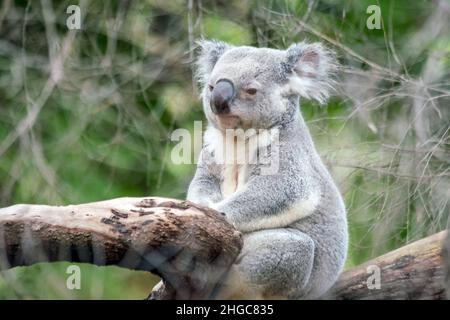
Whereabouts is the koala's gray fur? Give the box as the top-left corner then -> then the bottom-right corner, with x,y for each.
187,39 -> 348,299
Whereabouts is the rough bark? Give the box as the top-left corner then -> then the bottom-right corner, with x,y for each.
0,196 -> 447,300
0,197 -> 243,299
325,230 -> 448,299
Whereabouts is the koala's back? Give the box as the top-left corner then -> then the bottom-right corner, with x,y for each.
277,122 -> 348,298
291,177 -> 348,298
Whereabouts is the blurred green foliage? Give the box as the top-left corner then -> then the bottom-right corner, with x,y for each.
0,0 -> 449,299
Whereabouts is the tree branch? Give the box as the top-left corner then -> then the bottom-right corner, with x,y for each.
0,196 -> 447,299
0,197 -> 243,299
325,230 -> 448,299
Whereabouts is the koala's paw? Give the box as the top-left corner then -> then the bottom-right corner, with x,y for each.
209,201 -> 221,211
210,201 -> 227,216
210,203 -> 238,229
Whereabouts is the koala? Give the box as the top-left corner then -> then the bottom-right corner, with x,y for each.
186,40 -> 348,299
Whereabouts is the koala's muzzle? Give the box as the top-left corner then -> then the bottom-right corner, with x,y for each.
211,79 -> 234,115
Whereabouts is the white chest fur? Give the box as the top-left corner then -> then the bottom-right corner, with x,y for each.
221,162 -> 247,198
204,127 -> 273,199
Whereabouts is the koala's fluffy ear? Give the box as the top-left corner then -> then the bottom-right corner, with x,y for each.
284,42 -> 337,104
195,39 -> 231,85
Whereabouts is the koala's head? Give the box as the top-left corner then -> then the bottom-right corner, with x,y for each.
195,40 -> 336,131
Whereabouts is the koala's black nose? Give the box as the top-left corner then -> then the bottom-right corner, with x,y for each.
210,79 -> 235,115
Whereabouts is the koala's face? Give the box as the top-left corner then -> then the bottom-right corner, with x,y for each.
204,47 -> 288,130
196,40 -> 335,131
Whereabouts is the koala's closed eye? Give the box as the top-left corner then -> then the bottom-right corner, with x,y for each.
245,88 -> 257,95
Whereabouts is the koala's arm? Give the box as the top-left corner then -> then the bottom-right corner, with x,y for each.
213,168 -> 318,233
186,149 -> 223,207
